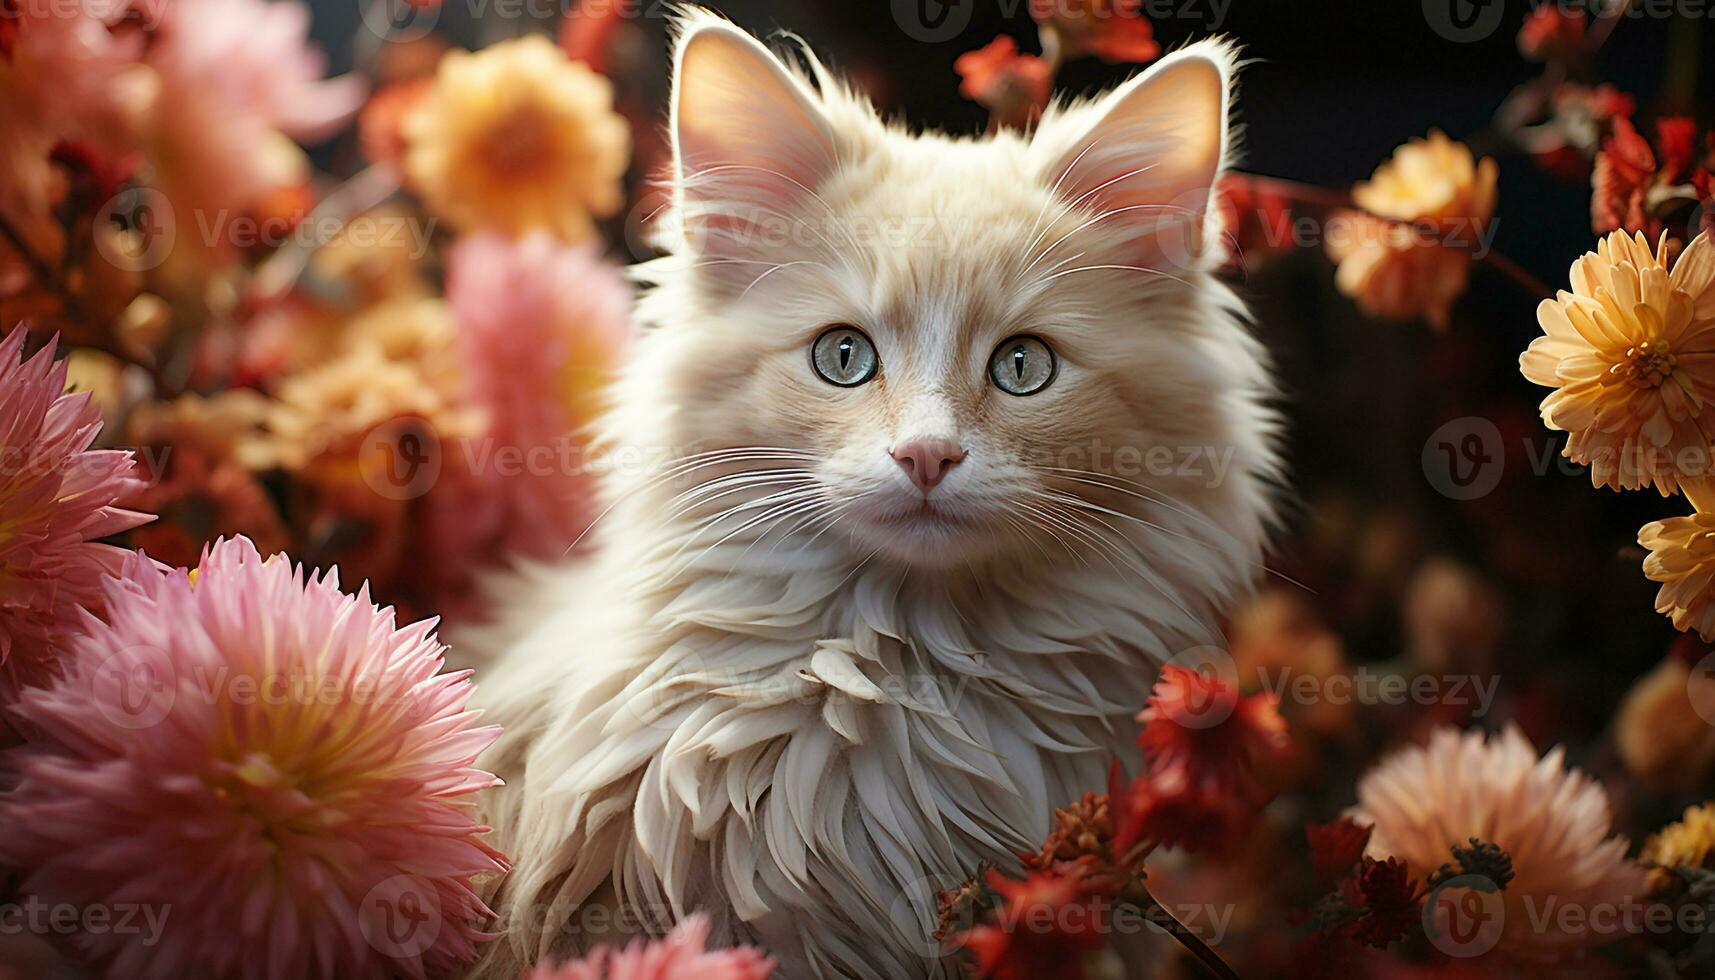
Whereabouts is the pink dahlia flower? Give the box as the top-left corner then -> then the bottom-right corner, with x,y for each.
0,536 -> 507,979
0,329 -> 149,698
429,232 -> 631,611
525,915 -> 774,980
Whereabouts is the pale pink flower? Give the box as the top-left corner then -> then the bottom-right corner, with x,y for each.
0,536 -> 507,979
142,0 -> 364,247
429,232 -> 631,611
1352,725 -> 1650,971
0,329 -> 148,698
0,0 -> 148,239
524,915 -> 774,980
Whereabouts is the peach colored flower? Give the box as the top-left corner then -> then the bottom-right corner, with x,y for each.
1352,726 -> 1650,969
1641,802 -> 1715,889
1521,230 -> 1715,494
403,35 -> 629,241
1639,508 -> 1715,638
1613,650 -> 1715,791
1327,131 -> 1498,329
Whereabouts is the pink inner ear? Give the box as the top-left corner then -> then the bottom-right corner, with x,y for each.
673,27 -> 839,273
1046,55 -> 1229,267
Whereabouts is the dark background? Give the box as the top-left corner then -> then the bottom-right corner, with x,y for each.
311,0 -> 1712,761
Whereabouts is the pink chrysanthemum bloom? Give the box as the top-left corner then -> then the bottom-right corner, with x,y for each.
1352,725 -> 1650,972
0,329 -> 148,697
0,536 -> 507,980
428,232 -> 631,611
525,915 -> 774,980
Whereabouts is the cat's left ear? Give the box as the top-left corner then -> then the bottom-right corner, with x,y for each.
668,13 -> 840,282
1036,40 -> 1236,268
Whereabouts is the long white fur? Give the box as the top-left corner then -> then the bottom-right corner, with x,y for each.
463,9 -> 1280,979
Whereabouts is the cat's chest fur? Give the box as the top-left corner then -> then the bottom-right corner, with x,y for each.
468,531 -> 1215,980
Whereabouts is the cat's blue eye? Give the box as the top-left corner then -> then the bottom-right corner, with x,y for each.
988,336 -> 1057,396
811,326 -> 879,387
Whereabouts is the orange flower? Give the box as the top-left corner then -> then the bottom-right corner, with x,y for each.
1327,132 -> 1498,329
1517,5 -> 1586,62
403,35 -> 629,241
358,78 -> 430,167
1030,0 -> 1159,64
955,37 -> 1052,130
1520,230 -> 1715,494
1613,646 -> 1715,790
1640,511 -> 1715,639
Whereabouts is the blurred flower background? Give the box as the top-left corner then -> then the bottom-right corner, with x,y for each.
0,0 -> 1713,977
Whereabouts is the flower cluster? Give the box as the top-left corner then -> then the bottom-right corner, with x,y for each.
942,665 -> 1289,977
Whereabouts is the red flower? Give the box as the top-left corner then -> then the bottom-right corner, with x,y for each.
1030,0 -> 1159,64
956,867 -> 1108,980
1217,174 -> 1296,270
1307,818 -> 1374,883
1656,116 -> 1698,180
559,0 -> 628,74
1591,116 -> 1658,235
358,78 -> 431,167
1343,857 -> 1422,948
1137,664 -> 1289,789
1114,764 -> 1251,854
1516,5 -> 1586,62
955,36 -> 1052,129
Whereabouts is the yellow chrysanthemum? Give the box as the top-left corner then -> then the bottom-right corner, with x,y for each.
1641,802 -> 1715,894
1326,131 -> 1499,329
1640,509 -> 1715,639
1522,230 -> 1715,494
403,35 -> 629,241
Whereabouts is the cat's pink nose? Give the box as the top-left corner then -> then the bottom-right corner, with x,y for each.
891,439 -> 965,492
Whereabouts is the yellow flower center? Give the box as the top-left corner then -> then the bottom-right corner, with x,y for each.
1616,340 -> 1677,389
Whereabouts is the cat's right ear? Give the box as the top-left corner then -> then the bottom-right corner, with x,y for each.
669,14 -> 839,268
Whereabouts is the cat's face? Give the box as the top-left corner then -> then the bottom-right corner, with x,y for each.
622,12 -> 1276,579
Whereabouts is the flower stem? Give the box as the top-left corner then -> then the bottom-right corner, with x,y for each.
1236,173 -> 1553,298
1131,886 -> 1242,980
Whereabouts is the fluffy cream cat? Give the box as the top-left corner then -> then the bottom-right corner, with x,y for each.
466,8 -> 1280,978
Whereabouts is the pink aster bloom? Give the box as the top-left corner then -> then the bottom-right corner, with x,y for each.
429,232 -> 631,611
0,536 -> 507,980
0,329 -> 148,698
524,915 -> 774,980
